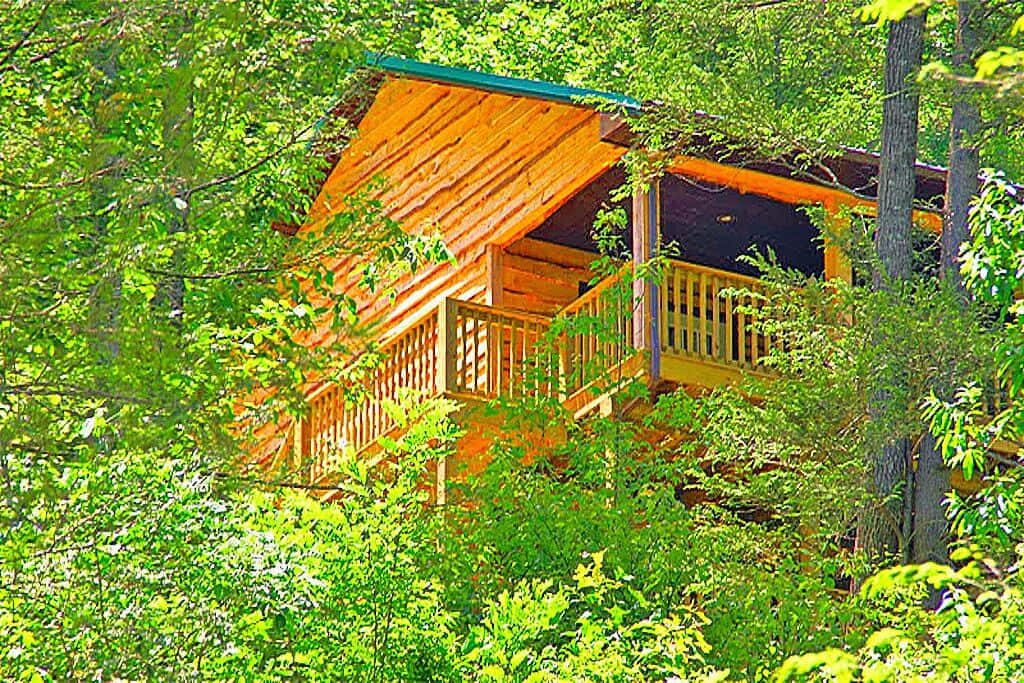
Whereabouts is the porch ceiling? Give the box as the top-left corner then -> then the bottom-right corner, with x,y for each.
527,167 -> 823,278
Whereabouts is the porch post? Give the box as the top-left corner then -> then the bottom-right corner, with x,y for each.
823,199 -> 853,284
632,180 -> 661,381
485,244 -> 504,306
436,299 -> 458,394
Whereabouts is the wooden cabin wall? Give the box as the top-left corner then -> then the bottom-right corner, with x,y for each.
498,237 -> 603,316
301,76 -> 625,352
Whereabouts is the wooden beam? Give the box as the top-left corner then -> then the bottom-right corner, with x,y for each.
436,456 -> 447,506
668,155 -> 942,233
292,416 -> 308,470
632,186 -> 650,350
485,243 -> 504,306
599,113 -> 633,146
632,181 -> 661,380
823,198 -> 853,284
507,237 -> 601,270
436,299 -> 458,394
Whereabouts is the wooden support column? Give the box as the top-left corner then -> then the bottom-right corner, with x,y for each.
485,245 -> 504,396
436,299 -> 458,394
824,199 -> 854,284
557,331 -> 569,402
632,181 -> 661,381
433,299 -> 454,506
436,456 -> 447,507
485,244 -> 504,306
293,415 -> 308,470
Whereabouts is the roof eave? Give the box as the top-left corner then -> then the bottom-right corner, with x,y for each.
364,51 -> 643,114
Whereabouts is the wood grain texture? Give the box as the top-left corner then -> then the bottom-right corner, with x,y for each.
500,238 -> 603,316
302,76 -> 624,353
667,156 -> 942,232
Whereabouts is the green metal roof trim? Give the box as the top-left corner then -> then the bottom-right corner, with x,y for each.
364,52 -> 643,113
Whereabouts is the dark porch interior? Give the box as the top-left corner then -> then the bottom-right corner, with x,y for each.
528,167 -> 824,278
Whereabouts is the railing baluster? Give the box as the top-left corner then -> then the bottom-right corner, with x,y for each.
412,323 -> 420,392
725,286 -> 733,363
495,316 -> 503,395
712,276 -> 721,359
337,385 -> 345,455
324,387 -> 332,464
741,290 -> 749,370
524,321 -> 532,395
761,290 -> 771,360
468,313 -> 476,393
751,294 -> 760,368
685,271 -> 694,354
672,268 -> 682,353
357,384 -> 365,454
659,276 -> 669,351
309,400 -> 318,481
699,273 -> 708,358
460,312 -> 469,393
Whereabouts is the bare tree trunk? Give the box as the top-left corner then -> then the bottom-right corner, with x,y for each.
874,12 -> 925,287
863,10 -> 927,566
940,0 -> 982,293
912,0 -> 981,580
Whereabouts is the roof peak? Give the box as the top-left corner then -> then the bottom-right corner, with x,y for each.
363,51 -> 643,113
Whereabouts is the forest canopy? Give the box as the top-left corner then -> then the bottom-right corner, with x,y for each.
1,1 -> 1023,681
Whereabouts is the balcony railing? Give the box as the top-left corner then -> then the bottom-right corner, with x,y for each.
656,260 -> 777,369
303,313 -> 439,482
299,258 -> 777,483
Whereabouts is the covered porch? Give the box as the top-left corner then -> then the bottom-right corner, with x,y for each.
298,255 -> 777,486
292,163 -> 856,487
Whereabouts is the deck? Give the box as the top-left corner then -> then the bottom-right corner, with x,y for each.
291,258 -> 778,486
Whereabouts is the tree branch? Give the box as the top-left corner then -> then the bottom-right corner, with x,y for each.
183,118 -> 325,199
0,14 -> 118,76
0,159 -> 128,191
0,0 -> 53,70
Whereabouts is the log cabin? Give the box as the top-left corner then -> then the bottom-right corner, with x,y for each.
258,53 -> 961,500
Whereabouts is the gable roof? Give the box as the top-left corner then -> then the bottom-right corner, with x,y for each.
363,52 -> 644,113
329,54 -> 952,211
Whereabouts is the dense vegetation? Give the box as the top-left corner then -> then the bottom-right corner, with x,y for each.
2,1 -> 1023,680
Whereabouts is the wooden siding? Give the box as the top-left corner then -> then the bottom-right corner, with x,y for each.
300,76 -> 625,352
499,238 -> 603,316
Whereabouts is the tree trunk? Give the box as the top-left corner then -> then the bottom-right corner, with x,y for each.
912,0 -> 981,579
940,0 -> 982,292
874,11 -> 926,287
912,434 -> 950,562
862,10 -> 927,566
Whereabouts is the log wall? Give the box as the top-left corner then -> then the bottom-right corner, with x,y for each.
301,76 -> 625,350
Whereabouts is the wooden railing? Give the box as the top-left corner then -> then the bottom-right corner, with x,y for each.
558,264 -> 635,397
305,313 -> 438,482
295,257 -> 1014,484
658,259 -> 775,369
440,299 -> 556,399
299,258 -> 782,482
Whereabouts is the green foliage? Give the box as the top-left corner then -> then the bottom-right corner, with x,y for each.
462,551 -> 724,682
0,396 -> 458,681
655,244 -> 996,564
922,175 -> 1024,554
416,0 -> 1024,174
3,2 -> 1024,682
778,552 -> 1024,681
0,4 -> 457,680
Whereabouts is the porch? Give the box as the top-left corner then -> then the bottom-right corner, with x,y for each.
296,257 -> 776,485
